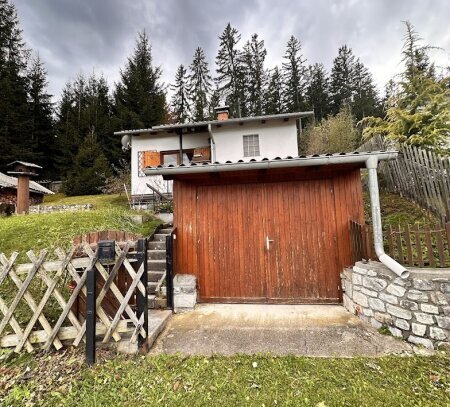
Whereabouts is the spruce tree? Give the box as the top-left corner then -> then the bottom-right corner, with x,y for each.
27,55 -> 55,178
188,47 -> 212,121
0,0 -> 32,170
306,63 -> 330,121
215,23 -> 244,117
63,131 -> 111,196
264,66 -> 284,114
329,45 -> 356,115
242,34 -> 267,116
351,60 -> 380,121
113,31 -> 166,130
55,73 -> 116,178
282,35 -> 307,112
170,64 -> 190,123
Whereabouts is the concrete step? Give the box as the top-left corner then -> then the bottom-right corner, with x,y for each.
148,270 -> 165,282
147,260 -> 165,271
153,234 -> 168,242
149,241 -> 166,250
159,228 -> 173,234
148,296 -> 167,309
148,281 -> 159,295
147,249 -> 166,260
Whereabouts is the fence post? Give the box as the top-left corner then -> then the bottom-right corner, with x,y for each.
165,234 -> 174,310
136,238 -> 148,348
86,265 -> 96,365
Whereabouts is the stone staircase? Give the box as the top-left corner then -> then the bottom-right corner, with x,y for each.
147,226 -> 172,308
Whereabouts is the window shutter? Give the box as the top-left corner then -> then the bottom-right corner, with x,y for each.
143,151 -> 160,168
192,146 -> 211,162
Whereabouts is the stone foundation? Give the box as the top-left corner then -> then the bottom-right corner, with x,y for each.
173,274 -> 197,313
341,261 -> 450,349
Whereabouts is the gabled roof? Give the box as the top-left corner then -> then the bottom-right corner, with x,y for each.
144,150 -> 399,177
7,161 -> 42,169
0,172 -> 54,195
114,111 -> 314,136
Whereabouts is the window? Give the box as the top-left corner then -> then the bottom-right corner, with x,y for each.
243,134 -> 260,157
138,150 -> 160,177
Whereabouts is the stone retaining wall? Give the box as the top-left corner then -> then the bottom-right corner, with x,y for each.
29,204 -> 93,214
341,261 -> 450,349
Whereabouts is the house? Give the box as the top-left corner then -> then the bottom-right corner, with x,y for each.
118,108 -> 406,304
0,171 -> 53,206
114,107 -> 314,201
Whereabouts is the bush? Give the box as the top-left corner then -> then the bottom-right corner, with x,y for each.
304,105 -> 360,154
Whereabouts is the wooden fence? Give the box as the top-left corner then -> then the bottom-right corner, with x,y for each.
0,240 -> 147,353
350,220 -> 450,268
359,135 -> 450,222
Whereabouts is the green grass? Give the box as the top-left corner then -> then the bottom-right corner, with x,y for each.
364,191 -> 438,227
0,350 -> 449,406
0,194 -> 161,259
43,193 -> 129,209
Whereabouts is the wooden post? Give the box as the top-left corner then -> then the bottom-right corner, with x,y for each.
16,174 -> 30,214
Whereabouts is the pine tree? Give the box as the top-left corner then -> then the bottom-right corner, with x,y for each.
215,23 -> 244,117
188,47 -> 212,121
361,22 -> 450,152
242,34 -> 267,116
113,31 -> 166,131
170,64 -> 190,123
264,66 -> 284,114
282,36 -> 307,112
63,131 -> 111,196
329,45 -> 356,115
306,63 -> 330,121
351,60 -> 380,121
0,0 -> 32,170
208,85 -> 221,119
55,73 -> 116,178
27,55 -> 55,178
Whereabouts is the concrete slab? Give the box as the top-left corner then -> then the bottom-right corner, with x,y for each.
149,304 -> 417,357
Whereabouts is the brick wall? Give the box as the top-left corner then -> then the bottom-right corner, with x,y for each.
341,261 -> 450,349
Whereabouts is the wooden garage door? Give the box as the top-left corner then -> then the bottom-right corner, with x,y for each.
195,179 -> 340,303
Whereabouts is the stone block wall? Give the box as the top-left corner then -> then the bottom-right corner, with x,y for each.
341,261 -> 450,349
29,204 -> 93,214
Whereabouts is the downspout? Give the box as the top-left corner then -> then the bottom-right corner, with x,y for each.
366,156 -> 409,278
208,124 -> 216,162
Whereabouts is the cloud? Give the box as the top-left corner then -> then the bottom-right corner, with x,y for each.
14,0 -> 450,100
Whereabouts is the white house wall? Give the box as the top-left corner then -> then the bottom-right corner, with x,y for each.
211,120 -> 298,163
131,132 -> 210,195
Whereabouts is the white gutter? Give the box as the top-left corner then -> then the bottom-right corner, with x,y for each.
365,156 -> 409,278
207,124 -> 216,163
144,151 -> 399,175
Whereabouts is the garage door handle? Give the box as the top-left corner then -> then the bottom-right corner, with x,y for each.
266,236 -> 274,250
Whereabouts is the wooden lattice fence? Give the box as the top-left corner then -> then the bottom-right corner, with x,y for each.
350,220 -> 450,268
359,135 -> 450,222
0,240 -> 148,353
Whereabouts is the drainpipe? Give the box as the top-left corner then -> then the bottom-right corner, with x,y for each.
208,124 -> 216,162
366,156 -> 409,278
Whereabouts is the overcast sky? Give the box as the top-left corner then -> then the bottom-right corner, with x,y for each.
14,0 -> 450,101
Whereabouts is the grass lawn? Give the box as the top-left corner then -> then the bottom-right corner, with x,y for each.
0,350 -> 449,406
364,191 -> 439,227
0,193 -> 161,259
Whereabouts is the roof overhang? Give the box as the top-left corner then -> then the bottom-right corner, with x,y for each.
113,111 -> 315,137
143,151 -> 398,177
